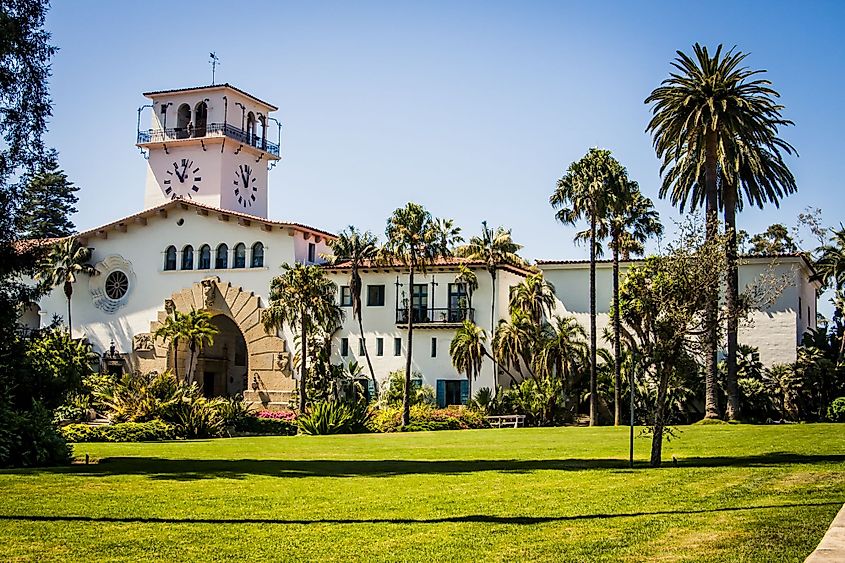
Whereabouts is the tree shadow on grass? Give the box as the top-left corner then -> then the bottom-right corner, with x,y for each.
8,452 -> 845,481
0,501 -> 840,526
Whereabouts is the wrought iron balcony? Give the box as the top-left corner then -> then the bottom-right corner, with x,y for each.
137,122 -> 280,157
395,307 -> 474,326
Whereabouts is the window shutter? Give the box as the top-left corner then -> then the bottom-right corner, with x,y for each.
436,380 -> 446,408
367,379 -> 375,402
460,380 -> 469,405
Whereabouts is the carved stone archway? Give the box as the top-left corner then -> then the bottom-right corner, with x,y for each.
132,276 -> 294,408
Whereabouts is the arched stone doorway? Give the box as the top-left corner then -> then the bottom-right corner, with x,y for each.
132,276 -> 296,406
196,315 -> 248,397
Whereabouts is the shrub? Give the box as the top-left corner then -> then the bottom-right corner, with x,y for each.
368,404 -> 488,433
381,370 -> 427,407
234,416 -> 298,436
215,394 -> 254,431
297,401 -> 370,435
61,420 -> 175,442
829,397 -> 845,423
0,401 -> 71,467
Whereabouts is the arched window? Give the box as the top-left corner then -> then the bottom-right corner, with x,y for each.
164,245 -> 177,271
198,244 -> 211,269
233,243 -> 246,268
176,103 -> 191,139
215,243 -> 228,269
246,112 -> 255,145
194,101 -> 208,137
182,244 -> 194,270
251,242 -> 264,268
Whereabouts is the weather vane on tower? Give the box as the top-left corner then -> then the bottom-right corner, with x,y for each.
209,52 -> 221,85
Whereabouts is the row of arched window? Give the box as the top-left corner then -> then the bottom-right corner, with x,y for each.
164,242 -> 264,271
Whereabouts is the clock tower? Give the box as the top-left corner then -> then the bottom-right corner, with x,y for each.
136,84 -> 280,218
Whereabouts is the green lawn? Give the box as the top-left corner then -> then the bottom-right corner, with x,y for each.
1,425 -> 844,562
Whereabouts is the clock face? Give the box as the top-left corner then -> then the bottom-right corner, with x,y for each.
232,163 -> 259,207
163,158 -> 202,199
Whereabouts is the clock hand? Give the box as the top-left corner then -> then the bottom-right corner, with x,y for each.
173,162 -> 184,182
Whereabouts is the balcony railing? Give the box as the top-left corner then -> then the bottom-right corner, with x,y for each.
137,122 -> 280,157
396,307 -> 474,325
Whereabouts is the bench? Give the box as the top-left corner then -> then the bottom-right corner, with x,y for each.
485,414 -> 526,428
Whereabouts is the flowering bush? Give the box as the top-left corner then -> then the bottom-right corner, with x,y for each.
368,405 -> 488,433
257,410 -> 297,421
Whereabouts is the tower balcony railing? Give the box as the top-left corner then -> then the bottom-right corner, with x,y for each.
137,122 -> 280,157
395,307 -> 474,326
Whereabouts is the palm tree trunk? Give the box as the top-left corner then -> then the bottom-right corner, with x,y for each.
490,267 -> 497,385
724,186 -> 740,421
589,216 -> 598,426
703,130 -> 721,420
299,319 -> 308,412
613,241 -> 621,427
402,263 -> 415,428
172,338 -> 179,380
188,341 -> 197,384
64,281 -> 73,336
358,313 -> 378,399
650,365 -> 671,468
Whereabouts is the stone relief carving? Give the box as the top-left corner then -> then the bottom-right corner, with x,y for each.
164,299 -> 176,315
89,254 -> 136,314
133,333 -> 155,352
277,351 -> 291,372
201,279 -> 216,308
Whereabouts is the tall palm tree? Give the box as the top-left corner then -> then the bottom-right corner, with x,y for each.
607,180 -> 663,426
455,221 -> 525,364
383,203 -> 460,427
262,263 -> 344,412
154,309 -> 219,384
509,273 -> 556,326
815,227 -> 845,291
550,147 -> 618,426
449,320 -> 488,399
327,226 -> 380,397
37,238 -> 97,336
645,43 -> 796,420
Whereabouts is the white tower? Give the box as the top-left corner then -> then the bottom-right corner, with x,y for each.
137,84 -> 280,218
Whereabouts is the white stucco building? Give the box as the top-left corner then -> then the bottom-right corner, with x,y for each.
24,83 -> 820,409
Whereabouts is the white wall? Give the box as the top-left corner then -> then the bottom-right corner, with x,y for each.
538,257 -> 818,367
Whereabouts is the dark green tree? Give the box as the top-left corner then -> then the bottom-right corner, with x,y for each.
17,151 -> 79,239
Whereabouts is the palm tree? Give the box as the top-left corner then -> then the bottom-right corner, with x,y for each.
449,320 -> 488,399
37,238 -> 97,336
154,309 -> 219,384
550,147 -> 618,426
509,273 -> 556,325
327,226 -> 380,397
455,221 -> 525,365
607,181 -> 663,426
382,203 -> 460,426
534,315 -> 587,418
262,263 -> 344,412
645,43 -> 796,420
455,264 -> 479,310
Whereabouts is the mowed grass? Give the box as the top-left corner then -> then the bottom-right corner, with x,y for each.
1,425 -> 844,562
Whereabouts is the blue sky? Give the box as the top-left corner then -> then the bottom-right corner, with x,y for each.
46,1 -> 843,265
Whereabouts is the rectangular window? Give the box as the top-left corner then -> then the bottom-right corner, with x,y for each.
340,286 -> 352,307
376,337 -> 384,356
394,337 -> 402,356
436,379 -> 469,407
367,284 -> 385,306
448,283 -> 468,322
359,338 -> 365,356
340,338 -> 349,357
412,284 -> 428,322
308,242 -> 316,263
431,337 -> 437,358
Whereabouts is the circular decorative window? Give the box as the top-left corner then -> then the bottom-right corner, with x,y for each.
90,255 -> 136,314
105,271 -> 129,300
